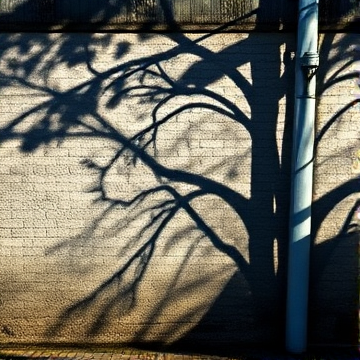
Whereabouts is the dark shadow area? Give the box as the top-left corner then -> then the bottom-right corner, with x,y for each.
0,0 -> 359,356
0,0 -> 269,31
309,202 -> 360,346
0,0 -> 358,31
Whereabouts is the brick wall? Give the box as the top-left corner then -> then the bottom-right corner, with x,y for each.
0,32 -> 359,349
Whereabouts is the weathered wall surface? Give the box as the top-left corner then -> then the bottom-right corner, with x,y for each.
0,32 -> 359,349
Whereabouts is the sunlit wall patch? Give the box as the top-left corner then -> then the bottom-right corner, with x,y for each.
351,45 -> 360,174
351,149 -> 360,174
355,205 -> 360,221
353,44 -> 360,109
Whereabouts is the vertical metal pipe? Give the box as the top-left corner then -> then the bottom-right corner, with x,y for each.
286,0 -> 319,354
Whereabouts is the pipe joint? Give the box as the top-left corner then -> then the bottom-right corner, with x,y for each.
300,51 -> 319,79
300,51 -> 319,97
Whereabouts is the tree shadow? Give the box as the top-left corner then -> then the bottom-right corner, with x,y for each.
308,30 -> 360,348
0,0 -> 359,355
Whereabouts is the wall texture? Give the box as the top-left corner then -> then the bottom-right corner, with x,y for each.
0,32 -> 359,349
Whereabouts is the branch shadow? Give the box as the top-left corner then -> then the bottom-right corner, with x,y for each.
0,0 -> 359,355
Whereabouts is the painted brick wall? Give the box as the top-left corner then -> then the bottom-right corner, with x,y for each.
0,32 -> 359,348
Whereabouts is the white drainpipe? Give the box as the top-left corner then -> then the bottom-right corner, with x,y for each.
286,0 -> 319,354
